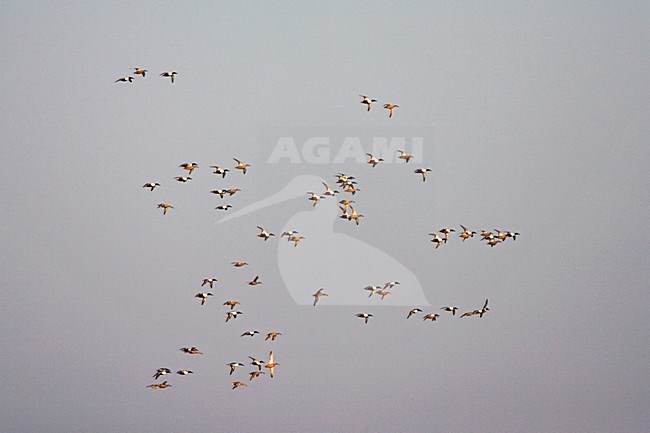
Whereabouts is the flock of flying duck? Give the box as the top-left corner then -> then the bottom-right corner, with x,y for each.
146,254 -> 283,390
115,67 -> 178,83
133,84 -> 520,390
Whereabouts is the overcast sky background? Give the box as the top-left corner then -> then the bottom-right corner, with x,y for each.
1,1 -> 649,432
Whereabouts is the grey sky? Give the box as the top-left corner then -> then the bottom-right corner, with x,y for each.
1,1 -> 649,432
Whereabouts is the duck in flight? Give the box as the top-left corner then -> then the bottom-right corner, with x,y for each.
264,351 -> 280,378
210,166 -> 229,178
157,203 -> 174,215
249,356 -> 264,371
407,308 -> 423,319
249,371 -> 265,381
441,306 -> 458,315
461,299 -> 490,318
414,168 -> 432,182
233,158 -> 251,174
360,95 -> 378,111
227,362 -> 245,375
241,330 -> 260,337
223,300 -> 240,310
195,292 -> 213,305
179,162 -> 199,175
397,150 -> 413,163
160,71 -> 177,83
459,225 -> 477,241
201,278 -> 217,288
147,381 -> 171,389
383,103 -> 399,118
143,182 -> 160,191
355,313 -> 373,324
312,288 -> 328,306
225,311 -> 243,322
153,368 -> 171,380
366,153 -> 384,168
257,226 -> 275,241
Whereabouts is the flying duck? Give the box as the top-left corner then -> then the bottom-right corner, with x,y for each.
307,192 -> 324,207
249,356 -> 264,371
441,306 -> 458,315
211,189 -> 229,198
346,206 -> 364,225
288,234 -> 305,247
210,166 -> 229,178
459,225 -> 477,241
195,292 -> 213,305
143,182 -> 160,191
160,71 -> 177,83
115,76 -> 134,83
397,150 -> 413,162
265,332 -> 282,341
414,168 -> 432,182
241,330 -> 260,337
377,290 -> 391,300
429,233 -> 444,249
226,311 -> 243,322
179,162 -> 199,175
233,158 -> 250,174
227,362 -> 245,375
147,381 -> 171,389
157,203 -> 174,215
264,351 -> 279,378
366,153 -> 384,167
247,276 -> 262,286
355,313 -> 373,324
257,226 -> 275,241
439,228 -> 455,243
153,368 -> 172,380
249,371 -> 266,381
312,288 -> 328,306
359,95 -> 378,111
407,308 -> 423,319
338,199 -> 355,213
461,299 -> 489,318
363,285 -> 381,297
383,103 -> 399,118
281,230 -> 300,239
201,278 -> 217,288
223,300 -> 240,310
133,68 -> 147,77
321,182 -> 339,197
